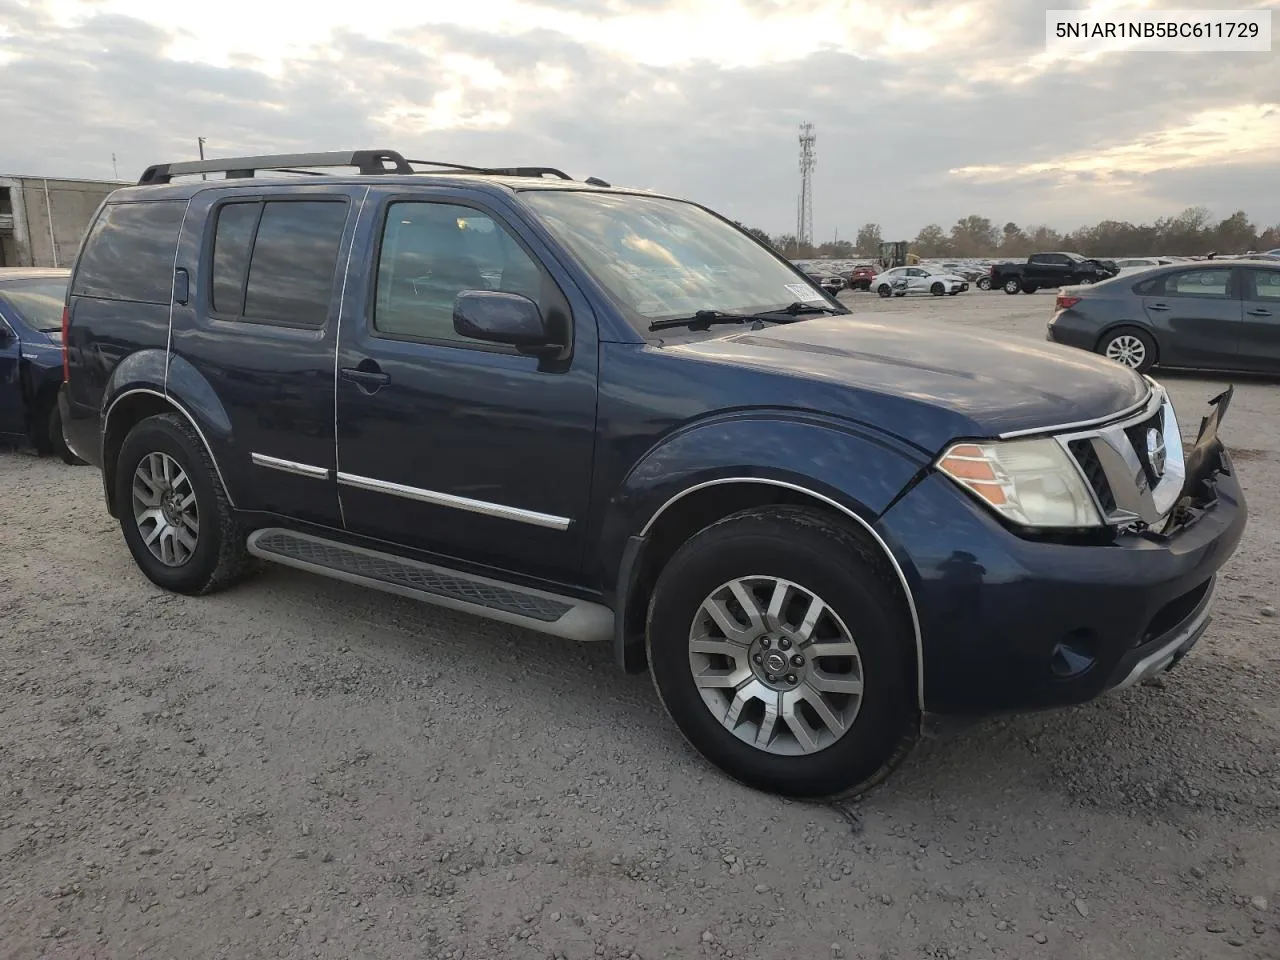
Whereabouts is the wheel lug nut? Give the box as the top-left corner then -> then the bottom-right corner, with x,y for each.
752,653 -> 762,664
765,674 -> 776,683
778,637 -> 792,650
790,654 -> 804,667
786,674 -> 797,684
760,638 -> 771,649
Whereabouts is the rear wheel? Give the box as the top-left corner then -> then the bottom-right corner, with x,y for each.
33,397 -> 87,465
930,282 -> 945,296
646,506 -> 916,797
115,413 -> 257,594
1098,326 -> 1157,374
1002,278 -> 1021,294
1021,283 -> 1037,294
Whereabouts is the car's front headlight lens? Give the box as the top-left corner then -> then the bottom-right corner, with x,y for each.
937,438 -> 1103,528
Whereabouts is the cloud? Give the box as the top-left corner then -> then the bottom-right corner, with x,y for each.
1,0 -> 1277,240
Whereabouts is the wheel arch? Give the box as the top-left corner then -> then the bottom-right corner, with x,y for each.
101,387 -> 233,518
614,476 -> 924,711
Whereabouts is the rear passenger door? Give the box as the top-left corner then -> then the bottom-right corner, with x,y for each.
334,186 -> 599,584
1237,268 -> 1280,373
1138,267 -> 1241,369
170,183 -> 366,528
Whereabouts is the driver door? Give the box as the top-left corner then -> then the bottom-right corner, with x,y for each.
905,267 -> 929,293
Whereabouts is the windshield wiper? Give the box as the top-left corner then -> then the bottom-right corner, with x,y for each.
649,310 -> 768,332
648,303 -> 836,332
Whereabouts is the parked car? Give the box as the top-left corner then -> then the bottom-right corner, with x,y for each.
1113,257 -> 1174,271
60,148 -> 1246,798
1047,262 -> 1280,374
0,267 -> 84,463
871,266 -> 968,297
848,264 -> 878,291
988,253 -> 1115,295
803,271 -> 845,296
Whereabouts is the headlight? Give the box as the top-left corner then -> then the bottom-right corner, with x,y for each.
937,438 -> 1102,528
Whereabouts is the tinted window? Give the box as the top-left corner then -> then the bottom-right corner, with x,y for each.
71,201 -> 186,303
240,201 -> 348,328
0,279 -> 69,331
1167,269 -> 1231,298
210,202 -> 260,315
1245,269 -> 1280,301
374,202 -> 547,344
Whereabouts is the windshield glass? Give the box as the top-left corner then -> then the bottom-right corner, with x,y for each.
520,190 -> 830,328
0,279 -> 68,332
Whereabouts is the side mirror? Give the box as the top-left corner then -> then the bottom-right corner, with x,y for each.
453,290 -> 554,353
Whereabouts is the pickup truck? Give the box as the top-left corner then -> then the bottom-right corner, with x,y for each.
988,252 -> 1116,295
58,149 -> 1246,798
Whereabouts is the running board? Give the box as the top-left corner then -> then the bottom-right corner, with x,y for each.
246,528 -> 613,643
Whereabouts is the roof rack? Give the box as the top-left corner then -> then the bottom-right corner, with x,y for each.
137,149 -> 607,187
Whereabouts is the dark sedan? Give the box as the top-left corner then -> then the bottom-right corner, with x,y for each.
1046,261 -> 1280,374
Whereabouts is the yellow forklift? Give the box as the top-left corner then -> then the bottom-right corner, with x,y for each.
877,241 -> 920,269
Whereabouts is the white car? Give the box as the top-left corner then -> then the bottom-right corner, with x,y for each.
870,266 -> 969,298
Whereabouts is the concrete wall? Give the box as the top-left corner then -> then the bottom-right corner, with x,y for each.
0,176 -> 128,268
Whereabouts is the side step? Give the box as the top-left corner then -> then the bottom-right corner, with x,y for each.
246,528 -> 613,643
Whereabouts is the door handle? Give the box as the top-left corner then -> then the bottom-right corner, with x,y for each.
340,365 -> 391,392
1147,303 -> 1170,311
1247,308 -> 1272,317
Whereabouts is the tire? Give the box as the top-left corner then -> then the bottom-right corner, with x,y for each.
48,402 -> 87,465
1002,278 -> 1021,294
32,395 -> 86,465
930,282 -> 944,296
977,276 -> 991,291
115,413 -> 257,595
1097,326 -> 1157,374
646,506 -> 917,798
1021,283 -> 1037,294
876,283 -> 891,298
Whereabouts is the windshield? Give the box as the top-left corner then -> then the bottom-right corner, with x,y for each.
519,190 -> 831,329
0,279 -> 68,332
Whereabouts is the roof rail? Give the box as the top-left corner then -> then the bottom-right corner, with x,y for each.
137,149 -> 414,185
404,160 -> 574,181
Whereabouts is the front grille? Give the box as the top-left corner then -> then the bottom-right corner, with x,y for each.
1068,439 -> 1117,513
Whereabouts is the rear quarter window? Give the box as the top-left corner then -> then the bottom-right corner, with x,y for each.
72,201 -> 186,304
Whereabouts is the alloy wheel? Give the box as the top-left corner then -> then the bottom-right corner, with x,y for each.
131,451 -> 200,566
687,576 -> 864,756
1104,334 -> 1147,369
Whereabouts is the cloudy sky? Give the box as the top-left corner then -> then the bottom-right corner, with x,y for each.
1,0 -> 1276,239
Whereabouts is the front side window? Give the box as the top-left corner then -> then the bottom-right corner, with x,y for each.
209,199 -> 348,328
519,190 -> 829,330
373,201 -> 547,344
1245,269 -> 1280,301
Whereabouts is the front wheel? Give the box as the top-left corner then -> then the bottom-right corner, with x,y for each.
115,413 -> 257,594
1021,283 -> 1037,294
977,276 -> 991,290
646,506 -> 916,798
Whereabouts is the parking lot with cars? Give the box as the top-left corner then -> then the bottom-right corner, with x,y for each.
2,286 -> 1276,960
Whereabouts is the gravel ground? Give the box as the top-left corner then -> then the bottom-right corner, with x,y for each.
2,289 -> 1277,960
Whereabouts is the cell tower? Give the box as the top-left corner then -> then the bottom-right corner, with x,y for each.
797,122 -> 816,249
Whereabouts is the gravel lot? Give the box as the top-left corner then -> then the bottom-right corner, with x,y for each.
2,289 -> 1277,960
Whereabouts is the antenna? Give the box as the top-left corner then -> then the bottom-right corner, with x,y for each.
797,122 -> 816,250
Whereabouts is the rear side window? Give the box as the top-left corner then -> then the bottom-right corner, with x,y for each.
71,201 -> 186,304
209,199 -> 348,328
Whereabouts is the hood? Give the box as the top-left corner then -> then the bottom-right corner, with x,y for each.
669,315 -> 1148,448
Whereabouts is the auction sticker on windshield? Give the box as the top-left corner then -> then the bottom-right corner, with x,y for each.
785,283 -> 826,302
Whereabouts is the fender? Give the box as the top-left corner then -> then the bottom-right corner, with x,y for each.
100,350 -> 236,511
597,411 -> 930,705
598,410 -> 929,569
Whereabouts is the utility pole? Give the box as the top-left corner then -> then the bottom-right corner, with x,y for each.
111,153 -> 118,180
797,122 -> 816,252
197,137 -> 207,180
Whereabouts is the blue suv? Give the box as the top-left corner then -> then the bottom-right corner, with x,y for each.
59,150 -> 1247,796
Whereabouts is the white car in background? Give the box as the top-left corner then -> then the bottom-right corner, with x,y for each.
871,265 -> 969,298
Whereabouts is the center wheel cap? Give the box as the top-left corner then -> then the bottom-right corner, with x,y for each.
762,651 -> 788,674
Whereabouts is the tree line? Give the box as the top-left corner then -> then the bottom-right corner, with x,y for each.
736,208 -> 1280,260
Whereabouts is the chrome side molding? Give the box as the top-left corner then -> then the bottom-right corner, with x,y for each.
335,472 -> 572,530
251,452 -> 331,480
